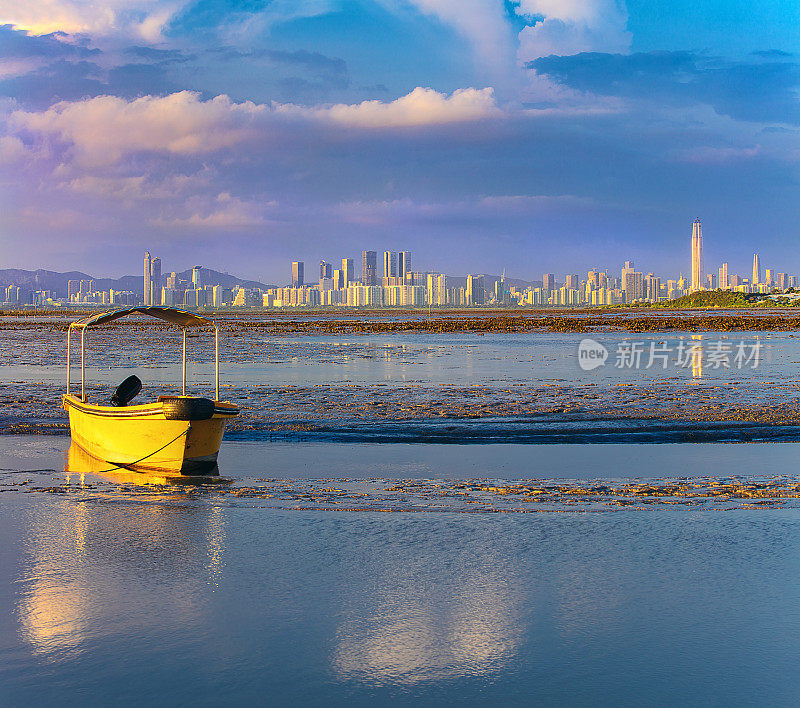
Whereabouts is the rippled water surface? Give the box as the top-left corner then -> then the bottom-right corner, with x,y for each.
5,318 -> 800,704
3,438 -> 800,705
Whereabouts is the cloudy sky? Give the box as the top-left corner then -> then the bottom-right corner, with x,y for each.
0,1 -> 798,282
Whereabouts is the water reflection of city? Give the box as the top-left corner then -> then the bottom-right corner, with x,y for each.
331,541 -> 524,686
16,453 -> 225,662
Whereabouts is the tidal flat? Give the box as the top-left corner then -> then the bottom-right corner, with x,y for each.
3,309 -> 800,441
5,310 -> 800,705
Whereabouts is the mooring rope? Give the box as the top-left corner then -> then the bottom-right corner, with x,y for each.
82,426 -> 191,475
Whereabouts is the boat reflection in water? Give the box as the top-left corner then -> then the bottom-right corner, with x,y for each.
65,442 -> 232,486
16,448 -> 227,661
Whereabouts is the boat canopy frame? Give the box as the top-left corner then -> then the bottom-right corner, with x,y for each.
66,307 -> 220,402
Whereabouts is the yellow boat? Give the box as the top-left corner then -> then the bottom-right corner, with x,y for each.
62,306 -> 238,476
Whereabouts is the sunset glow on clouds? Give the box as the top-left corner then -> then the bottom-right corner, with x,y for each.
0,1 -> 798,280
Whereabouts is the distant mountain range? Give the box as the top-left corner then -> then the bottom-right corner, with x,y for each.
0,268 -> 273,298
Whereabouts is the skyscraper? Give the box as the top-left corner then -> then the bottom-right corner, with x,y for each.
383,251 -> 397,279
543,273 -> 555,291
192,266 -> 203,289
292,261 -> 304,288
691,218 -> 703,291
342,258 -> 354,286
753,254 -> 761,285
718,263 -> 729,289
398,251 -> 411,280
362,251 -> 377,286
150,257 -> 161,305
143,252 -> 151,305
466,275 -> 485,305
621,261 -> 634,292
427,273 -> 446,306
319,260 -> 332,280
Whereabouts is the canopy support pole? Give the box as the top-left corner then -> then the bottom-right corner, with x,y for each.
182,328 -> 187,395
66,327 -> 71,395
214,326 -> 219,401
80,327 -> 86,402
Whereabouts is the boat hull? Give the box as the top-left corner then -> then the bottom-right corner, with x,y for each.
63,394 -> 238,475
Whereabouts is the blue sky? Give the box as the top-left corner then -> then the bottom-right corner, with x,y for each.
0,0 -> 797,282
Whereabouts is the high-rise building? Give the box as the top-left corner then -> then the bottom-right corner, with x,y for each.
765,268 -> 774,286
543,274 -> 555,291
466,275 -> 485,305
621,261 -> 635,291
362,251 -> 377,286
398,251 -> 411,280
341,258 -> 354,286
333,269 -> 344,289
150,257 -> 161,305
718,263 -> 729,289
319,260 -> 332,280
644,273 -> 661,302
143,251 -> 151,305
623,271 -> 644,302
427,273 -> 446,306
192,266 -> 203,289
382,251 -> 397,279
752,254 -> 761,285
565,274 -> 579,290
292,261 -> 304,288
691,218 -> 703,291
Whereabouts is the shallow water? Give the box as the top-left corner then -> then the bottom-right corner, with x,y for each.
4,319 -> 800,704
3,438 -> 800,705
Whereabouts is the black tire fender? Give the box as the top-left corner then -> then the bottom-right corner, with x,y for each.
162,397 -> 215,421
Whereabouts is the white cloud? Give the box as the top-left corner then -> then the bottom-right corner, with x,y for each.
0,135 -> 29,164
334,193 -> 593,225
516,0 -> 631,61
292,87 -> 501,128
150,192 -> 272,228
397,0 -> 515,78
65,170 -> 210,200
9,87 -> 502,168
0,0 -> 190,41
672,145 -> 762,164
10,92 -> 266,167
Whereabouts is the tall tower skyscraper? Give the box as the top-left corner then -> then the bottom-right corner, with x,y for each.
621,260 -> 634,292
150,256 -> 161,305
752,254 -> 761,285
192,266 -> 203,289
718,263 -> 729,289
319,261 -> 332,280
143,251 -> 151,305
292,261 -> 304,288
691,218 -> 703,291
398,251 -> 411,280
342,258 -> 354,286
383,251 -> 397,279
361,251 -> 377,285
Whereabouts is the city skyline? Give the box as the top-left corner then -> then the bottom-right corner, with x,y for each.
0,3 -> 797,280
2,217 -> 793,297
